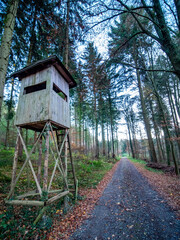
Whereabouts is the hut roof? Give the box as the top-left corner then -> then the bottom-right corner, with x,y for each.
11,55 -> 77,89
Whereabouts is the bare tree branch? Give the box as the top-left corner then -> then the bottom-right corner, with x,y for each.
116,0 -> 163,45
163,0 -> 179,28
110,31 -> 146,55
116,61 -> 175,74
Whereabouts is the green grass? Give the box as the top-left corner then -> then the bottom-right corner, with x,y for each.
75,155 -> 118,188
128,156 -> 163,174
0,149 -> 15,187
128,156 -> 147,165
144,166 -> 163,173
0,149 -> 14,168
121,153 -> 129,157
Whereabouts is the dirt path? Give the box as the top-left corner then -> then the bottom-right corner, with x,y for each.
70,158 -> 180,240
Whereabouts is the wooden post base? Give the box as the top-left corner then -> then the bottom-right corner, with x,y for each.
6,121 -> 78,224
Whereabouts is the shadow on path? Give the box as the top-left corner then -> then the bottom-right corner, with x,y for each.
70,158 -> 180,240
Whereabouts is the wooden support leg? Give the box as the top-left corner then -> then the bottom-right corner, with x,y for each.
67,133 -> 78,199
37,136 -> 42,185
43,130 -> 49,192
75,179 -> 78,202
33,206 -> 48,225
64,130 -> 68,209
18,128 -> 23,160
32,131 -> 37,154
65,129 -> 68,178
9,129 -> 20,198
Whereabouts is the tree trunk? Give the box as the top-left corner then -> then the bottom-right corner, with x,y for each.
166,83 -> 180,156
173,77 -> 180,119
25,129 -> 28,146
101,120 -> 106,155
107,124 -> 110,158
141,0 -> 180,79
64,0 -> 70,69
4,80 -> 14,149
99,93 -> 106,156
130,118 -> 138,159
0,0 -> 19,119
127,121 -> 135,158
18,128 -> 23,159
83,119 -> 85,152
108,92 -> 115,158
174,0 -> 180,30
27,3 -> 37,65
149,99 -> 163,162
150,76 -> 179,174
75,107 -> 78,147
5,117 -> 10,149
95,116 -> 99,158
32,131 -> 37,154
135,64 -> 157,162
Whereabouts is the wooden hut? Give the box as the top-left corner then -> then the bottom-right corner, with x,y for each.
6,56 -> 78,223
12,55 -> 76,131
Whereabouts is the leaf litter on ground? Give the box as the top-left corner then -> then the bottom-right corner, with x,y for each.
48,161 -> 120,239
130,159 -> 180,218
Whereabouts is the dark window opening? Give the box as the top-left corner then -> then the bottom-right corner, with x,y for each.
23,81 -> 46,95
53,83 -> 67,101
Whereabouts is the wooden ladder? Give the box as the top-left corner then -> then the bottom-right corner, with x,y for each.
56,129 -> 78,199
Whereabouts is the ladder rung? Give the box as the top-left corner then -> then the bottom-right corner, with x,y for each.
69,189 -> 75,192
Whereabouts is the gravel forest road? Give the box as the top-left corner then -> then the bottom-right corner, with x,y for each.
70,158 -> 180,240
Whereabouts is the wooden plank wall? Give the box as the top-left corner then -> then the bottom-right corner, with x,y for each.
15,66 -> 70,129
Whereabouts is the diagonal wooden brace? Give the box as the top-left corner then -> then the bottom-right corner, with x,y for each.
7,124 -> 48,199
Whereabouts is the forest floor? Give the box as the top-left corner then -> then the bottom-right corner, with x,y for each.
50,157 -> 180,240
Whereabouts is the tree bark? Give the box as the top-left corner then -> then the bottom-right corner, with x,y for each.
4,79 -> 14,149
146,0 -> 180,79
75,107 -> 78,147
0,0 -> 19,119
108,92 -> 115,158
150,76 -> 179,174
64,0 -> 70,69
100,93 -> 106,155
135,63 -> 157,162
149,99 -> 163,162
107,124 -> 110,158
166,84 -> 180,156
174,0 -> 180,30
95,114 -> 99,158
127,121 -> 135,158
27,3 -> 37,65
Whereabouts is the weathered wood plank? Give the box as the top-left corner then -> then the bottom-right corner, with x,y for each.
43,129 -> 49,191
33,206 -> 48,225
16,190 -> 37,199
5,200 -> 44,206
37,136 -> 42,185
7,125 -> 47,199
47,191 -> 69,205
51,66 -> 69,98
10,130 -> 20,195
15,66 -> 70,129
